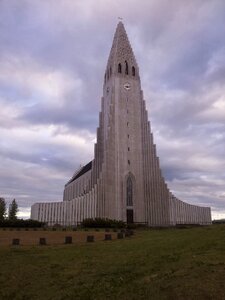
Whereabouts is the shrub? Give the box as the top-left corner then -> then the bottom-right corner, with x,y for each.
126,223 -> 137,229
81,218 -> 126,229
0,219 -> 46,228
212,219 -> 225,224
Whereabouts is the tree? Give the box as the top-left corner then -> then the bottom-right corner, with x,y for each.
0,197 -> 7,221
8,199 -> 18,221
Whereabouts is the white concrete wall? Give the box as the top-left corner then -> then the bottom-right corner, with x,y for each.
63,169 -> 92,201
168,194 -> 211,225
31,185 -> 97,226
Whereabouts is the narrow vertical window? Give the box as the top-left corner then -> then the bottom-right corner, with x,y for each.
132,66 -> 135,76
125,61 -> 129,75
127,177 -> 133,206
118,63 -> 122,73
110,66 -> 112,76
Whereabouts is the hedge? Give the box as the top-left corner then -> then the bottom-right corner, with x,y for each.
81,218 -> 126,228
0,219 -> 46,228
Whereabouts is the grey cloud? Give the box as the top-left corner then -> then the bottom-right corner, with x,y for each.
20,103 -> 99,132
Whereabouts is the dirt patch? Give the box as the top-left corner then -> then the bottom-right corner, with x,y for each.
0,229 -> 118,246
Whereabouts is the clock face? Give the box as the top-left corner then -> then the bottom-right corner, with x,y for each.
124,82 -> 131,90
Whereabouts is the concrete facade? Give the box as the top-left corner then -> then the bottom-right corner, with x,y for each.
31,22 -> 211,226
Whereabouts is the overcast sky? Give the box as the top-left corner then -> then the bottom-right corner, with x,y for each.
0,0 -> 225,219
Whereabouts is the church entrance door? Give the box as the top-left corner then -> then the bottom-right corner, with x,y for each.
126,209 -> 134,224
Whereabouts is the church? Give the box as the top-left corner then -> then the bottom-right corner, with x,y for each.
31,22 -> 211,226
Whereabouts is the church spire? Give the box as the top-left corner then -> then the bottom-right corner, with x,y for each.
105,22 -> 139,82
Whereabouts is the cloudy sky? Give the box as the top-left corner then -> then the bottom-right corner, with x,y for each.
0,0 -> 225,219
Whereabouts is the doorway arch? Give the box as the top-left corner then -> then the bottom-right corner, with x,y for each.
126,174 -> 134,223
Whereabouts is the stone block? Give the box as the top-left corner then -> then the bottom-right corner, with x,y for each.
87,235 -> 94,242
39,238 -> 46,245
12,238 -> 20,245
65,236 -> 72,244
125,231 -> 131,237
104,234 -> 112,241
117,232 -> 124,239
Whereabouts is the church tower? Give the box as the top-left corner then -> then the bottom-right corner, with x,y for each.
91,21 -> 170,224
94,22 -> 147,223
31,22 -> 211,226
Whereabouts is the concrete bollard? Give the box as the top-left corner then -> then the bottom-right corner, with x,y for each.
12,238 -> 20,245
104,234 -> 112,241
125,231 -> 131,237
39,238 -> 46,245
65,236 -> 72,244
117,232 -> 124,239
87,235 -> 94,242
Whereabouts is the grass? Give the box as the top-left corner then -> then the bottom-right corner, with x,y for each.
0,225 -> 225,300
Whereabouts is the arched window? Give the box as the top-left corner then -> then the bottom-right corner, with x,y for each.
110,66 -> 112,76
132,66 -> 135,76
118,63 -> 122,73
127,176 -> 133,206
125,61 -> 129,75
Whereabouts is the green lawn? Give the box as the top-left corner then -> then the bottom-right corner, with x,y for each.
0,225 -> 225,300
